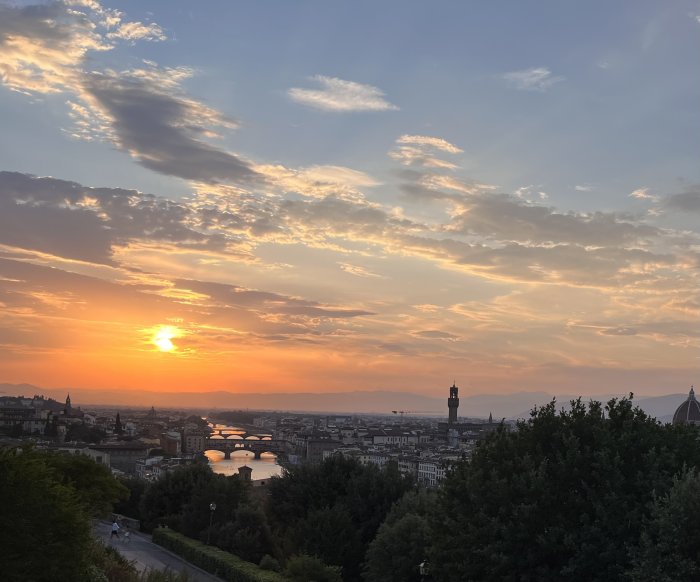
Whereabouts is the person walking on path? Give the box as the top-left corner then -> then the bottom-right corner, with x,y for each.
110,520 -> 120,540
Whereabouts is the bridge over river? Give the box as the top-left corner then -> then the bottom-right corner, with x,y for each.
205,435 -> 292,460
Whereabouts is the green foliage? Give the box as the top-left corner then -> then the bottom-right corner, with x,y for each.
0,446 -> 92,582
259,555 -> 282,572
66,422 -> 107,443
87,540 -> 138,581
296,504 -> 363,576
152,527 -> 286,582
284,555 -> 343,582
430,397 -> 700,581
44,451 -> 128,517
139,463 -> 216,532
267,456 -> 413,581
363,490 -> 437,582
87,540 -> 194,582
628,468 -> 700,581
179,470 -> 248,540
215,503 -> 279,564
114,477 -> 148,521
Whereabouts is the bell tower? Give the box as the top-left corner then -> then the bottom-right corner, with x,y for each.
448,383 -> 459,424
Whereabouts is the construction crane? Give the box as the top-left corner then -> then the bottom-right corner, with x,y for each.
392,410 -> 433,417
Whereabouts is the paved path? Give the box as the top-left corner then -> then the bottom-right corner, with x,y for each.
94,522 -> 223,582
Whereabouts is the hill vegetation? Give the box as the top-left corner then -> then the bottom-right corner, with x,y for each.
5,395 -> 700,581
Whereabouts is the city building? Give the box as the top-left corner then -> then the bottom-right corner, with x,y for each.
448,382 -> 459,424
672,386 -> 700,424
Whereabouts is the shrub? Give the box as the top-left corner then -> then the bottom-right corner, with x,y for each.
259,555 -> 281,572
152,528 -> 286,582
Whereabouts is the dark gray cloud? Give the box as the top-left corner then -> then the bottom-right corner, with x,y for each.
0,171 -> 226,263
447,194 -> 658,247
413,330 -> 460,340
0,172 -> 115,263
401,181 -> 658,247
664,185 -> 700,213
172,278 -> 373,319
82,71 -> 258,184
396,233 -> 676,286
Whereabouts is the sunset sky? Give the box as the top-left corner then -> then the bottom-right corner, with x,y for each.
0,0 -> 698,399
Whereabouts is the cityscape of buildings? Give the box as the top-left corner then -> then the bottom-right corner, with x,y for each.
2,384 -> 698,490
0,383 -> 500,486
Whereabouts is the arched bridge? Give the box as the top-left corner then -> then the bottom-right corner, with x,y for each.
205,436 -> 292,460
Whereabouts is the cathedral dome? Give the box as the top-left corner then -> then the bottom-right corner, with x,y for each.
672,387 -> 700,425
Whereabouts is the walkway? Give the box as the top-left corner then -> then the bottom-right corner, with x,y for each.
94,521 -> 223,582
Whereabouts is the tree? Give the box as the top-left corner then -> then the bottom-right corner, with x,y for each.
364,490 -> 437,582
215,503 -> 279,564
140,463 -> 249,542
429,397 -> 700,581
65,422 -> 106,443
44,451 -> 128,517
295,504 -> 364,577
140,463 -> 215,532
628,469 -> 700,581
113,477 -> 147,520
0,447 -> 92,582
179,471 -> 248,540
267,455 -> 414,581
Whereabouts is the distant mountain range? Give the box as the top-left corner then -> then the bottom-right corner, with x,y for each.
0,383 -> 688,421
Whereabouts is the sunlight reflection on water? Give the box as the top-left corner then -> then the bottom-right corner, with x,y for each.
205,422 -> 283,480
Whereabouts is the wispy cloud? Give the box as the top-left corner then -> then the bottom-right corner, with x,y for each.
106,21 -> 165,42
389,134 -> 462,169
575,184 -> 594,192
396,135 -> 463,154
502,67 -> 563,91
288,75 -> 398,112
339,263 -> 383,278
514,185 -> 548,202
629,187 -> 657,201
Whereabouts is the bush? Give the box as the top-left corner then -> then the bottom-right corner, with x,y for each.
152,528 -> 286,582
284,555 -> 342,582
259,555 -> 281,572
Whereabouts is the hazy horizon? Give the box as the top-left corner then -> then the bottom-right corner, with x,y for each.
1,382 -> 691,420
0,1 -> 698,398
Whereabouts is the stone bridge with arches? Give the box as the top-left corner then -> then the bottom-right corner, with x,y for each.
205,433 -> 292,460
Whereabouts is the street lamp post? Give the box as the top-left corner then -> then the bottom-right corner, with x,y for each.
206,502 -> 217,545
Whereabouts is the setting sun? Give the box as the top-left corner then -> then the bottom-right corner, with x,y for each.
153,326 -> 178,352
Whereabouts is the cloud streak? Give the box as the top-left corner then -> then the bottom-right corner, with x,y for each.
502,67 -> 563,91
288,75 -> 399,112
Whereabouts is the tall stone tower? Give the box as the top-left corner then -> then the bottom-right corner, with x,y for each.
448,382 -> 459,424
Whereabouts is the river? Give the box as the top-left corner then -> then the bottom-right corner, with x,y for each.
205,422 -> 284,480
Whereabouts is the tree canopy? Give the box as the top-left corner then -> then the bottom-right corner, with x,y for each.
267,455 -> 413,581
0,446 -> 132,582
429,397 -> 700,581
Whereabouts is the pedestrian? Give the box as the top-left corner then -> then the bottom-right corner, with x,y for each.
124,524 -> 131,544
110,520 -> 120,540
